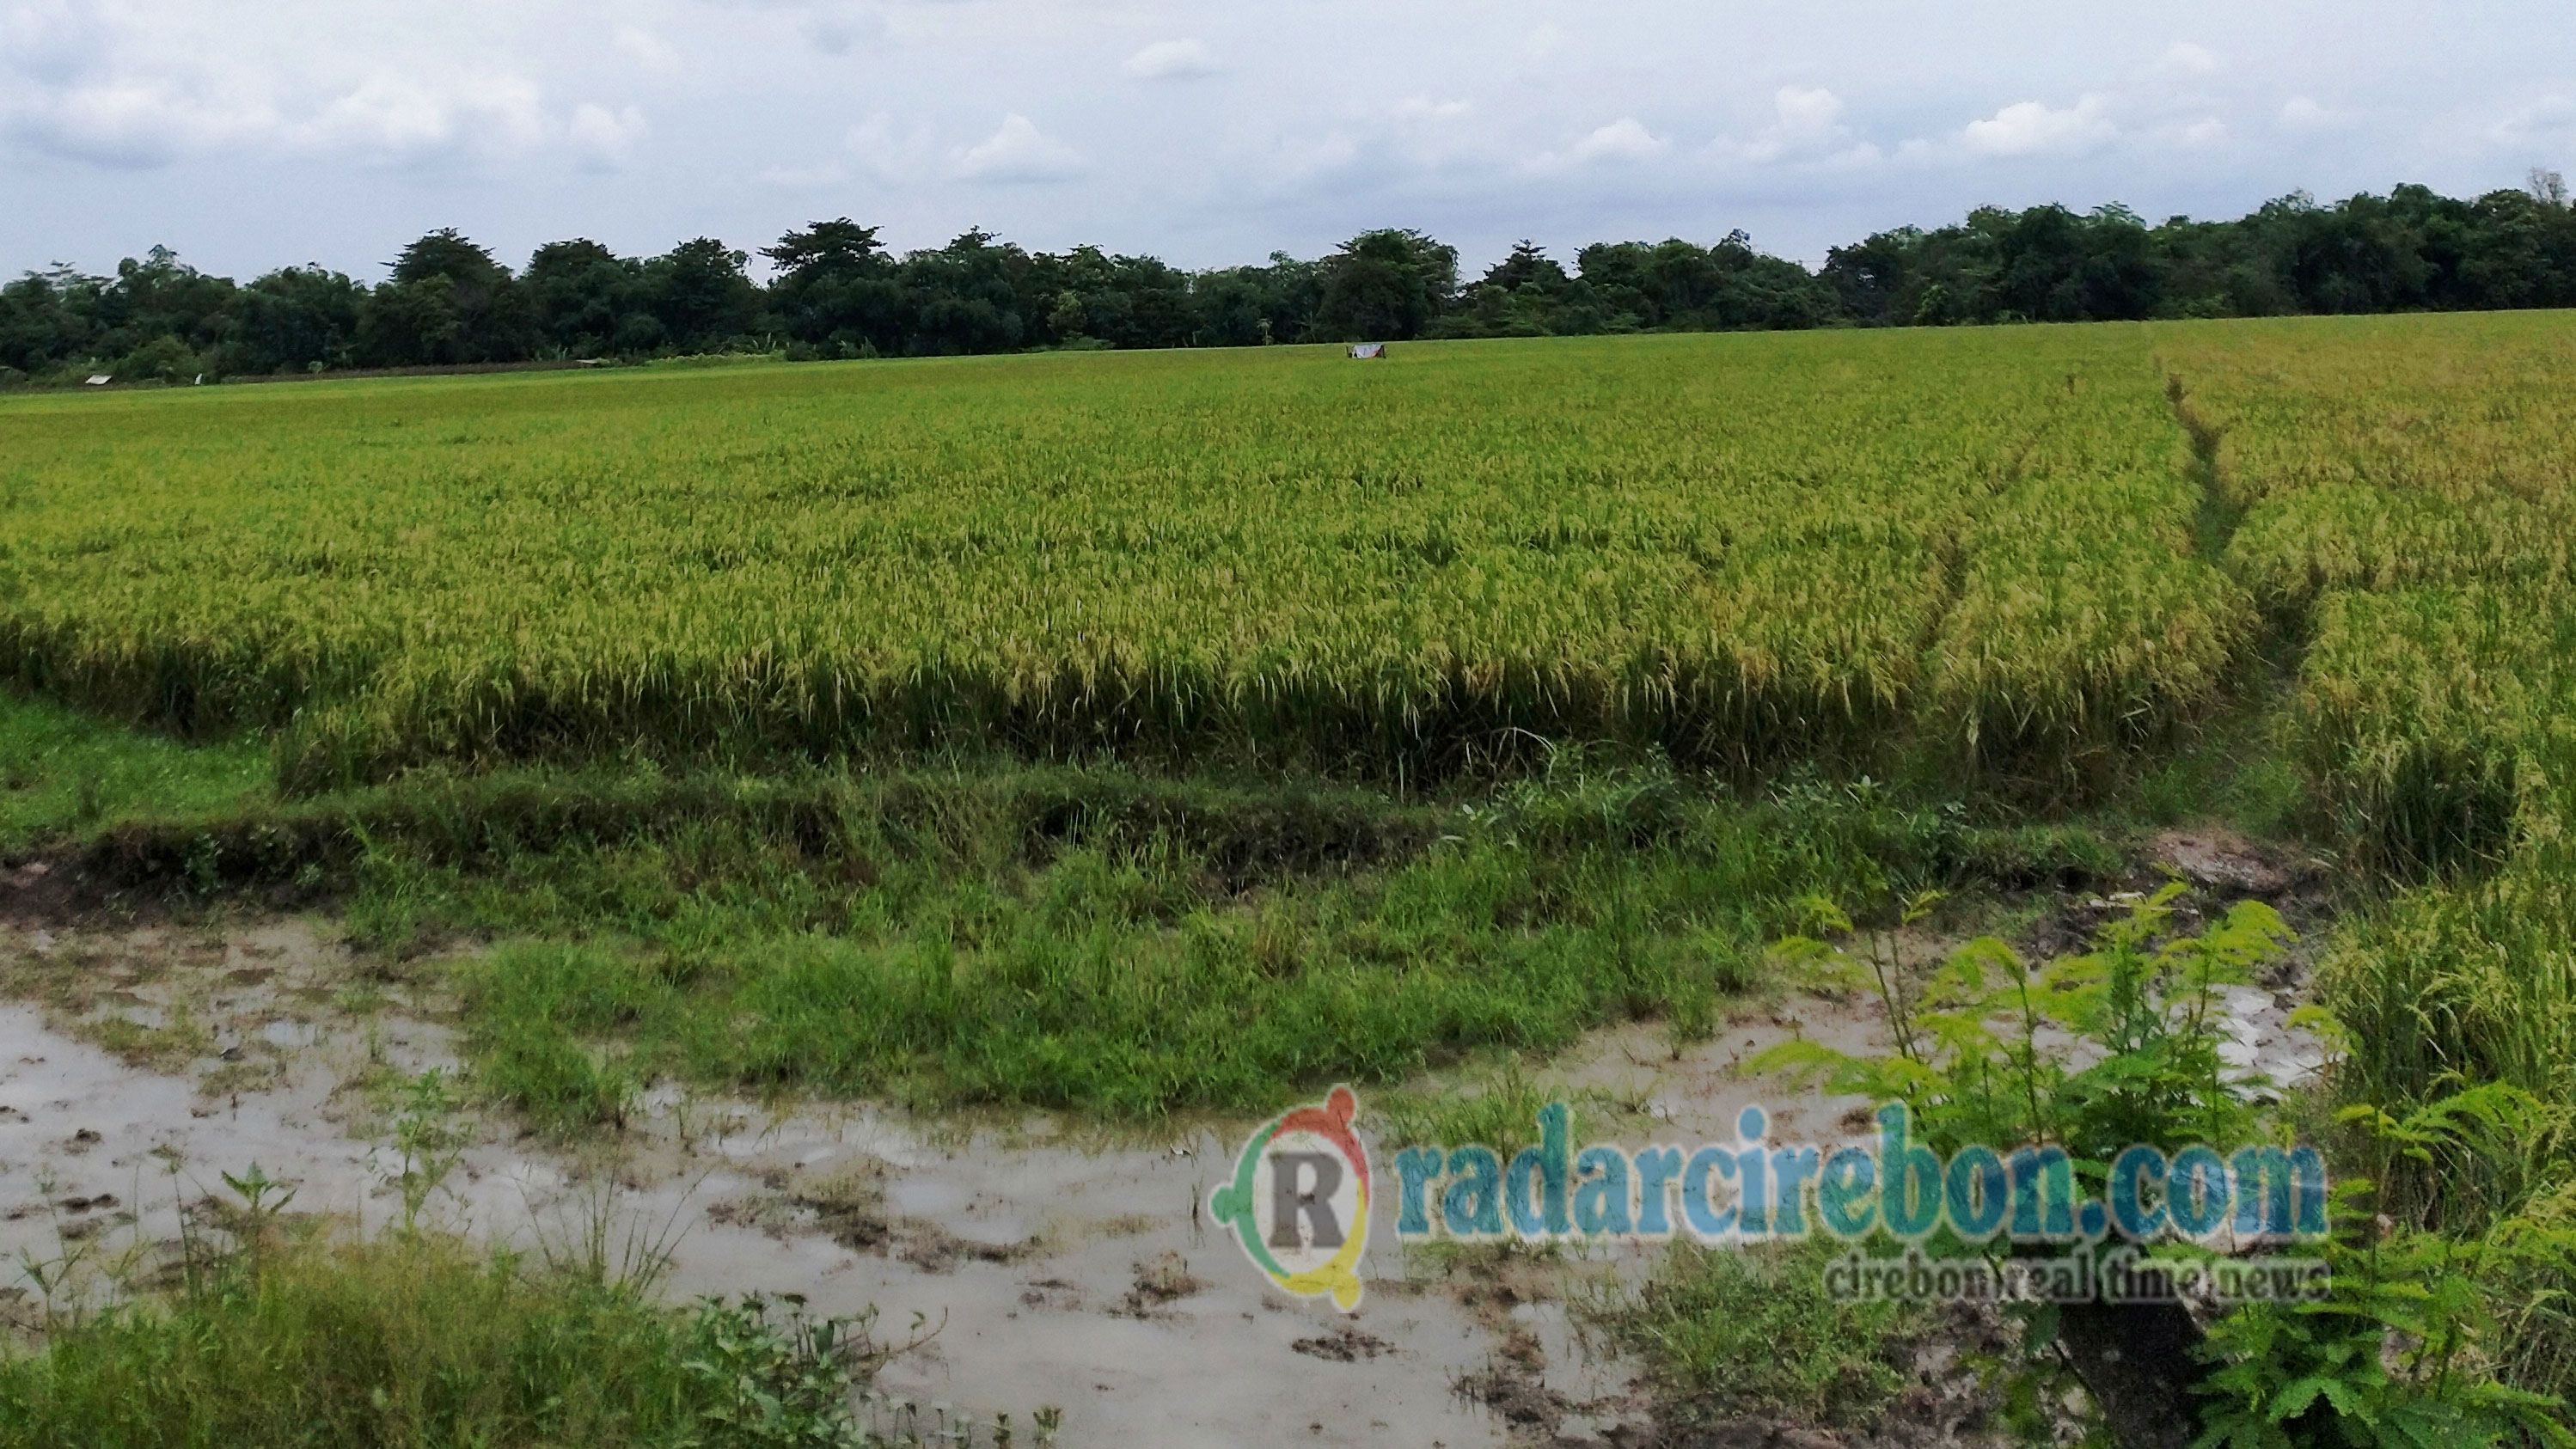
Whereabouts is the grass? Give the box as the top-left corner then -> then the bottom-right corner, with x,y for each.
0,1226 -> 905,1448
435,759 -> 2108,1122
0,691 -> 266,851
1595,1235 -> 1926,1429
1350,1063 -> 1646,1161
0,686 -> 2118,1122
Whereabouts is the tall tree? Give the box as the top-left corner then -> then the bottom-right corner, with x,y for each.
643,238 -> 762,353
524,239 -> 645,358
763,219 -> 903,356
365,229 -> 529,364
223,266 -> 365,374
1314,229 -> 1458,340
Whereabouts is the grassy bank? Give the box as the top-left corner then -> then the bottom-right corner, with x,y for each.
0,1224 -> 926,1448
0,690 -> 2115,1119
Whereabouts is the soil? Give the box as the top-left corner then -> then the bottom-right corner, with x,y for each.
0,827 -> 2329,1447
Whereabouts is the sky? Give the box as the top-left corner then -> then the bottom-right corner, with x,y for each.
3,0 -> 2572,282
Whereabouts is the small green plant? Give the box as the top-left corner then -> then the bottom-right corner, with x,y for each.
15,1169 -> 102,1326
184,832 -> 222,896
218,1161 -> 297,1223
381,1067 -> 469,1233
2194,1085 -> 2576,1447
0,1216 -> 955,1448
1374,1063 -> 1616,1160
682,1294 -> 933,1448
1756,885 -> 2298,1431
1758,881 -> 2286,1168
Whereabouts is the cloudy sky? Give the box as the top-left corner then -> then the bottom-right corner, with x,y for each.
4,0 -> 2570,281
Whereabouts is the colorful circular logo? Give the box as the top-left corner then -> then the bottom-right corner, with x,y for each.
1209,1085 -> 1370,1311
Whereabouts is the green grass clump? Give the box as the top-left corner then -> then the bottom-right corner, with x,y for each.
449,831 -> 1810,1122
0,1232 -> 884,1448
428,764 -> 2110,1121
0,684 -> 2116,1123
2312,833 -> 2576,1408
0,691 -> 266,850
1598,1236 -> 1924,1429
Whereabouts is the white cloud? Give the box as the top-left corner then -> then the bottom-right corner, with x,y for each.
304,72 -> 553,159
1516,21 -> 1566,70
1961,95 -> 2116,157
1573,116 -> 1663,162
951,112 -> 1082,182
762,109 -> 945,189
1123,39 -> 1215,80
1527,116 -> 1663,171
612,26 -> 680,75
7,77 -> 273,167
2492,96 -> 2576,148
798,3 -> 884,56
1391,95 -> 1473,124
1257,95 -> 1488,194
759,159 -> 849,187
2159,42 -> 2221,76
8,0 -> 2576,283
2279,96 -> 2339,130
1712,86 -> 1872,165
846,110 -> 930,180
568,101 -> 646,168
0,4 -> 631,172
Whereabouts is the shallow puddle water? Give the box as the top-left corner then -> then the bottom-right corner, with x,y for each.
0,918 -> 1562,1446
0,879 -> 2326,1447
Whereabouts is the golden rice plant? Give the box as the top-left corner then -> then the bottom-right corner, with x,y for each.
0,327 -> 2237,785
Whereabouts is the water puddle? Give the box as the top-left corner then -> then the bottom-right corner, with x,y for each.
0,854 -> 2326,1446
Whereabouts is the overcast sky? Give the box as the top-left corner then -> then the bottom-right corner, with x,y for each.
4,0 -> 2570,281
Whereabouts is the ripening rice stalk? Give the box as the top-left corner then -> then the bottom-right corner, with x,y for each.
0,327 -> 2234,785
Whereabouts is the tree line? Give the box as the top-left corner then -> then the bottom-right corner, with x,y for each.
6,172 -> 2573,385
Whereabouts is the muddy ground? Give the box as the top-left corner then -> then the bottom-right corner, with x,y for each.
0,831 -> 2327,1448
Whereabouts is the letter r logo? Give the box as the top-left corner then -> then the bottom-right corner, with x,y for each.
1269,1150 -> 1346,1249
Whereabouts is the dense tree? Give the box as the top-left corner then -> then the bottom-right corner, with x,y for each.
1313,229 -> 1458,340
1435,242 -> 1592,338
223,266 -> 366,374
1188,254 -> 1324,345
641,238 -> 764,353
1578,232 -> 1836,331
1484,240 -> 1570,295
10,176 -> 2576,386
1026,247 -> 1196,349
762,218 -> 903,357
0,268 -> 104,377
93,247 -> 236,362
896,230 -> 1030,355
362,229 -> 529,365
524,239 -> 646,358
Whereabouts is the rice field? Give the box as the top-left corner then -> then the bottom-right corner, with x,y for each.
2149,315 -> 2576,1402
12,311 -> 2576,1437
2151,313 -> 2576,859
0,328 -> 2248,788
15,309 -> 2576,1127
